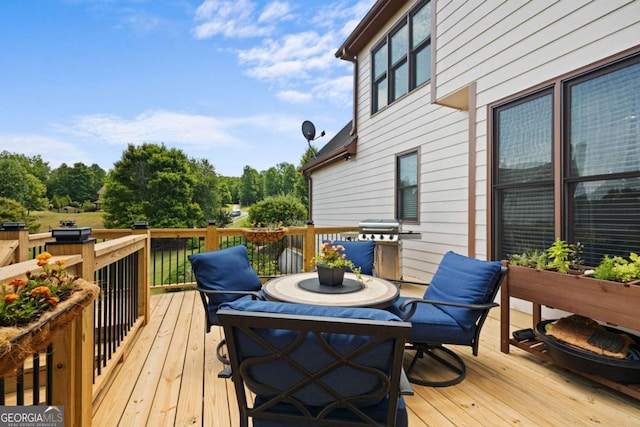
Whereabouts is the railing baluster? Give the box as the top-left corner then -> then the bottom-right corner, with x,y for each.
33,352 -> 39,405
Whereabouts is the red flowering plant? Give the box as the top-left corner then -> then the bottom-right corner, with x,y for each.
0,252 -> 78,327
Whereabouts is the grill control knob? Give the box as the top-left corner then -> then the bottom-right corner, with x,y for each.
379,234 -> 385,240
370,234 -> 375,240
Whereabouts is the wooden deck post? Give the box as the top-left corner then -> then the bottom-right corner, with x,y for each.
303,221 -> 316,272
46,235 -> 96,427
0,223 -> 30,263
132,223 -> 151,324
206,221 -> 220,251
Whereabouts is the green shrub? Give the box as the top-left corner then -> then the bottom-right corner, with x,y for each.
248,194 -> 307,227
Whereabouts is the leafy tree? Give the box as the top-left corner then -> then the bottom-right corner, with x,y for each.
262,166 -> 281,197
0,151 -> 50,183
294,147 -> 316,209
280,162 -> 297,195
102,143 -> 203,228
48,162 -> 105,205
248,194 -> 307,226
239,166 -> 261,206
224,176 -> 241,203
217,180 -> 233,205
0,158 -> 48,211
0,197 -> 39,232
89,163 -> 107,195
189,158 -> 221,226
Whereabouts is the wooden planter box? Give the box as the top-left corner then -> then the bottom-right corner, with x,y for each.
0,279 -> 100,377
501,264 -> 640,398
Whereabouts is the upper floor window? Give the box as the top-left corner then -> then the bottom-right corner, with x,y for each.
397,150 -> 419,222
372,0 -> 431,114
491,51 -> 640,265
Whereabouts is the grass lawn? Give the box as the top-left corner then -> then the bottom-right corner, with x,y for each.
32,210 -> 105,232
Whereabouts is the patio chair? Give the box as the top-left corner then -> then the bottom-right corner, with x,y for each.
189,245 -> 264,365
217,299 -> 412,427
327,240 -> 376,275
387,251 -> 506,387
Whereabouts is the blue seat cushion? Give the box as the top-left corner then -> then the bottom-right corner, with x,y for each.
423,251 -> 502,330
324,240 -> 376,275
219,300 -> 403,407
220,299 -> 401,322
189,245 -> 262,310
388,296 -> 476,345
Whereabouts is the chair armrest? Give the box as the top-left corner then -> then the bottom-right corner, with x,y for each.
399,369 -> 414,396
194,286 -> 265,301
399,297 -> 498,320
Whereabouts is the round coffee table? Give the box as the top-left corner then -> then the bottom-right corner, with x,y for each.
263,272 -> 399,308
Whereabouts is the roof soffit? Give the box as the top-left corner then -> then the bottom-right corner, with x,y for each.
335,0 -> 408,61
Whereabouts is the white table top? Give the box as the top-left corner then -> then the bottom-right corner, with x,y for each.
263,272 -> 399,308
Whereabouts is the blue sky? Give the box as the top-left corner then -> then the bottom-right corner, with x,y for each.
1,0 -> 375,176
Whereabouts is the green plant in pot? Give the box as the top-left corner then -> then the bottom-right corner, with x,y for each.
546,239 -> 584,273
592,253 -> 640,283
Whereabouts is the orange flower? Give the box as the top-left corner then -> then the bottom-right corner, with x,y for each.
45,296 -> 60,306
35,252 -> 52,267
8,278 -> 27,287
4,293 -> 19,304
30,286 -> 52,298
55,259 -> 65,267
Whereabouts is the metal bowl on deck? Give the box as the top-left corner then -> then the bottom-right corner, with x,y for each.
535,319 -> 640,384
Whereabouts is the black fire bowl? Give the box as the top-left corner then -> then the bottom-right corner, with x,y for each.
535,319 -> 640,384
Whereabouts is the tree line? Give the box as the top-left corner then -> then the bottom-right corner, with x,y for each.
0,143 -> 315,231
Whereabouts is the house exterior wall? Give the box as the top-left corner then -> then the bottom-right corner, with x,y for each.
311,0 -> 640,282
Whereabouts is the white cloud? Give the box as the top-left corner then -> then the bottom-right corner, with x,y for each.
193,0 -> 274,39
238,31 -> 336,81
276,90 -> 313,104
0,134 -> 92,168
258,1 -> 292,23
51,111 -> 244,150
190,0 -> 375,109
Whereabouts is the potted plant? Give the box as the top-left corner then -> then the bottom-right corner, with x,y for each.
314,241 -> 361,286
502,240 -> 640,353
0,252 -> 100,376
243,222 -> 287,243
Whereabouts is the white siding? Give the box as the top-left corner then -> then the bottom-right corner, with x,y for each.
311,0 -> 640,282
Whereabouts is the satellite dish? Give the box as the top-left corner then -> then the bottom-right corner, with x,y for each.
302,120 -> 316,142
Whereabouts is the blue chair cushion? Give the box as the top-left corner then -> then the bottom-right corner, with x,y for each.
219,300 -> 402,407
190,245 -> 262,310
388,296 -> 476,345
423,251 -> 502,330
324,240 -> 376,275
220,299 -> 401,322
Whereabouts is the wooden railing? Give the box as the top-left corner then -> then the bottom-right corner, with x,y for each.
0,223 -> 358,426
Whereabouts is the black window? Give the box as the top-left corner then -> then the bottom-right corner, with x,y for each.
492,53 -> 640,265
372,1 -> 431,114
397,151 -> 419,222
565,58 -> 640,264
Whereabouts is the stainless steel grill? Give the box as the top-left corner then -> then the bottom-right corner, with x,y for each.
357,218 -> 420,242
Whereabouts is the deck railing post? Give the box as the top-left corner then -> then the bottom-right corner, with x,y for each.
206,221 -> 220,251
45,235 -> 96,427
303,221 -> 316,272
132,223 -> 151,324
0,222 -> 30,263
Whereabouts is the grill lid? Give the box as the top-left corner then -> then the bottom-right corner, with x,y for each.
358,219 -> 400,231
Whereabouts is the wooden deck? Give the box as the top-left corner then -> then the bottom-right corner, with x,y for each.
92,285 -> 640,426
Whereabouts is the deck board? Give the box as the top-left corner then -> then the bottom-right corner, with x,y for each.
93,286 -> 640,426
